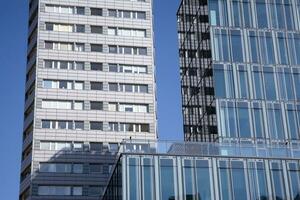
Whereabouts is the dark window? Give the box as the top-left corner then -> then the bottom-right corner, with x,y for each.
140,85 -> 148,93
60,61 -> 68,69
137,12 -> 146,19
88,186 -> 102,196
45,23 -> 53,31
45,60 -> 52,68
91,63 -> 103,71
91,44 -> 103,52
109,64 -> 118,72
74,121 -> 84,130
90,82 -> 103,90
109,45 -> 118,53
76,7 -> 85,15
139,47 -> 147,55
123,11 -> 131,18
90,143 -> 103,151
108,9 -> 117,17
45,42 -> 53,49
89,164 -> 102,173
109,83 -> 118,91
90,122 -> 103,130
141,124 -> 149,132
91,8 -> 102,16
42,120 -> 51,129
91,26 -> 103,34
90,101 -> 103,110
76,25 -> 85,33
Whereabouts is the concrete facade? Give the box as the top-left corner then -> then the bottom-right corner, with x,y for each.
20,0 -> 157,199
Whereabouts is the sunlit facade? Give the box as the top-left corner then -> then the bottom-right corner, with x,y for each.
103,141 -> 300,200
178,0 -> 300,143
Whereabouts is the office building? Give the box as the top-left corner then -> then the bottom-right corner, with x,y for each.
19,0 -> 157,199
177,0 -> 300,144
103,140 -> 300,200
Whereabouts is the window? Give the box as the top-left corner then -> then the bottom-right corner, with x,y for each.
108,64 -> 118,72
74,101 -> 83,110
75,25 -> 85,33
108,45 -> 118,53
91,26 -> 103,34
88,186 -> 102,196
91,63 -> 103,71
90,122 -> 103,130
108,28 -> 117,36
38,186 -> 71,196
108,103 -> 118,111
90,8 -> 102,16
90,102 -> 103,110
91,44 -> 103,52
73,187 -> 82,196
76,7 -> 85,15
109,143 -> 118,152
90,143 -> 102,151
74,82 -> 83,90
108,122 -> 119,132
73,142 -> 83,151
42,100 -> 72,110
40,141 -> 72,151
90,82 -> 103,90
74,121 -> 84,130
39,163 -> 72,173
108,9 -> 117,17
89,164 -> 102,173
42,120 -> 51,129
108,83 -> 118,91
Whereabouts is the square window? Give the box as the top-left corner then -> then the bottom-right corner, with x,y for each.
109,64 -> 118,72
90,122 -> 103,130
73,164 -> 83,173
76,7 -> 85,15
42,120 -> 51,129
76,25 -> 85,33
91,26 -> 103,34
109,45 -> 118,53
91,63 -> 103,71
109,83 -> 118,91
90,82 -> 103,90
91,44 -> 103,52
73,187 -> 82,196
108,9 -> 117,17
75,121 -> 84,130
90,101 -> 103,110
91,8 -> 102,16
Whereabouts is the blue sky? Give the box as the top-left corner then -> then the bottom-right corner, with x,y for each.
0,0 -> 182,198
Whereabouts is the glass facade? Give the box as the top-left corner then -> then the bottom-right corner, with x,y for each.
178,0 -> 300,143
103,141 -> 300,200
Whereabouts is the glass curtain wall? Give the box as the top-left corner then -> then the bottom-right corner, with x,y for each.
104,155 -> 300,200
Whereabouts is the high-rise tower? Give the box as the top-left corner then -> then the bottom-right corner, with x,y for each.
178,0 -> 300,144
20,0 -> 157,199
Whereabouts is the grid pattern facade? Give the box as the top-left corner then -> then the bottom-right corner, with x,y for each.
177,0 -> 217,142
178,0 -> 300,144
103,153 -> 300,200
19,0 -> 157,199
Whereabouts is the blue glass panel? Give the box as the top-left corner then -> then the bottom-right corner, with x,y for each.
219,167 -> 231,200
253,108 -> 264,139
277,34 -> 288,65
238,70 -> 249,98
231,161 -> 248,200
264,71 -> 277,101
253,71 -> 263,99
287,110 -> 299,140
232,1 -> 241,27
287,163 -> 300,199
285,2 -> 295,30
160,159 -> 176,200
183,160 -> 196,200
228,106 -> 238,138
271,163 -> 286,200
293,73 -> 300,100
221,31 -> 230,62
143,158 -> 154,200
249,32 -> 259,63
214,69 -> 226,98
196,160 -> 212,200
129,158 -> 139,200
274,108 -> 285,140
256,0 -> 268,28
238,107 -> 251,138
231,31 -> 243,62
243,2 -> 252,28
